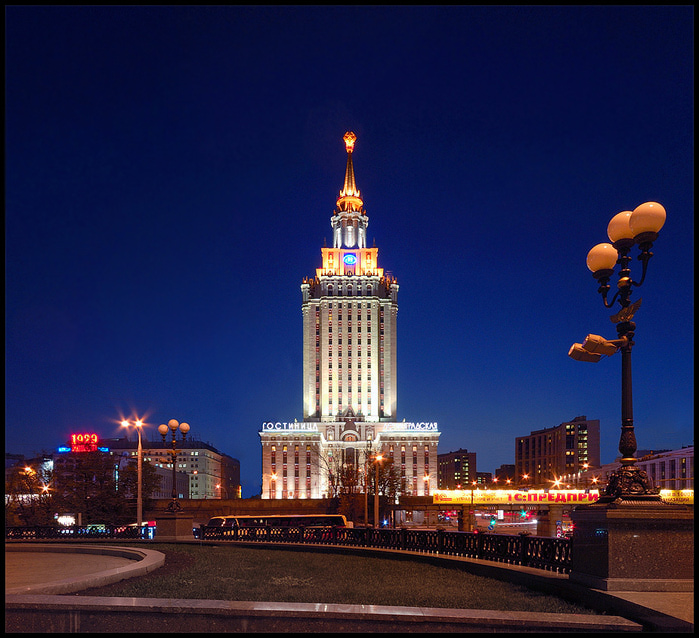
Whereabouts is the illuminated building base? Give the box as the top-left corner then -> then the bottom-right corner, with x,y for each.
259,420 -> 439,499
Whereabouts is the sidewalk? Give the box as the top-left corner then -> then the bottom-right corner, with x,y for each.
5,544 -> 693,632
5,544 -> 166,595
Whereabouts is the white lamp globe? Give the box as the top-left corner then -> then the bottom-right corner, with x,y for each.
607,211 -> 634,243
586,243 -> 618,273
630,201 -> 666,236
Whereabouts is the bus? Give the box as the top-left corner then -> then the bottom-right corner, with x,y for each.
204,514 -> 350,529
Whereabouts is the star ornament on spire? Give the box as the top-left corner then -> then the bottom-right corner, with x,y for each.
343,131 -> 357,152
337,131 -> 362,209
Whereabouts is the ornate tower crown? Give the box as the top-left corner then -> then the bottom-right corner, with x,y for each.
333,132 -> 367,248
336,131 -> 364,213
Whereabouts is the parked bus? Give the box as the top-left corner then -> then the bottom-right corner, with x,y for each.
204,514 -> 350,529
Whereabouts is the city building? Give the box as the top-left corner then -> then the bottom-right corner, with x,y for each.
636,446 -> 694,490
475,471 -> 493,484
515,415 -> 600,487
260,133 -> 440,499
495,464 -> 516,484
438,448 -> 477,489
105,436 -> 241,499
576,445 -> 694,492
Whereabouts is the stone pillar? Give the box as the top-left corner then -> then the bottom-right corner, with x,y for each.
570,501 -> 693,591
155,512 -> 194,541
536,505 -> 565,538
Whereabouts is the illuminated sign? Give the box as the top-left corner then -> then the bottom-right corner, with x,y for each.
261,422 -> 319,432
261,421 -> 439,433
68,433 -> 100,453
434,489 -> 601,505
343,253 -> 357,265
433,489 -> 694,506
659,489 -> 694,505
382,422 -> 439,432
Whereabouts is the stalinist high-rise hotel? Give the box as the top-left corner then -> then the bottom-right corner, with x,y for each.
260,133 -> 440,499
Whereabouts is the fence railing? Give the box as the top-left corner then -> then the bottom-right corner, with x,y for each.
5,525 -> 572,573
5,524 -> 154,541
200,525 -> 572,573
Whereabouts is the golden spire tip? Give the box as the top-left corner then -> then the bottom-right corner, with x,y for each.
343,131 -> 357,152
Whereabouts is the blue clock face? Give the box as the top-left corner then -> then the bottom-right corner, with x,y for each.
343,254 -> 357,265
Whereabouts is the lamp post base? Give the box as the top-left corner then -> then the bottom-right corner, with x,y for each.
570,499 -> 693,592
155,512 -> 194,541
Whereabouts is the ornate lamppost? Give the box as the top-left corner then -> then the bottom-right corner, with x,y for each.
568,201 -> 666,503
158,419 -> 190,512
567,201 -> 692,591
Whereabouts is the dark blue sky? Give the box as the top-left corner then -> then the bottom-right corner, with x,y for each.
6,6 -> 693,497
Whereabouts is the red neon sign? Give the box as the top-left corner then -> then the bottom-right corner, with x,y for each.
69,432 -> 99,452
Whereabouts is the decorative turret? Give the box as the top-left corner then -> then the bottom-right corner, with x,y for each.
332,132 -> 368,249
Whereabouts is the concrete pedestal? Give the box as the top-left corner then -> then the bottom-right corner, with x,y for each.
155,512 -> 194,541
536,505 -> 565,538
570,500 -> 693,591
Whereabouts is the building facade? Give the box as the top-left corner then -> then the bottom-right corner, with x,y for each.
106,437 -> 241,500
438,448 -> 477,489
515,415 -> 600,487
636,446 -> 694,490
577,445 -> 694,492
260,133 -> 440,499
495,464 -> 516,484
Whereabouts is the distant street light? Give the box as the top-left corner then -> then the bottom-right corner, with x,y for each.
373,454 -> 383,527
121,418 -> 144,529
158,419 -> 190,512
469,480 -> 477,532
569,202 -> 666,502
269,473 -> 277,499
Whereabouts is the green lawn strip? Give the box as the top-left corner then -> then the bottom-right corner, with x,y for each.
79,543 -> 598,614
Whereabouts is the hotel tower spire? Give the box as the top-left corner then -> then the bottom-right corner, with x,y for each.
332,131 -> 368,249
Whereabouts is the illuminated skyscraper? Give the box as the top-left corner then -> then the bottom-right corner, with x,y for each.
301,131 -> 398,421
260,133 -> 439,499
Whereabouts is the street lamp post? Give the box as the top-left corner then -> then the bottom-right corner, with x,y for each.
121,418 -> 144,530
567,201 -> 693,590
569,201 -> 666,502
158,419 -> 190,512
469,480 -> 477,532
363,450 -> 369,527
373,454 -> 383,527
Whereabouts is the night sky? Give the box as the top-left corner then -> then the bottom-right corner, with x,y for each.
6,6 -> 693,497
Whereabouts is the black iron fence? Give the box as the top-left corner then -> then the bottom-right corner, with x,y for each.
200,525 -> 572,573
5,525 -> 572,573
5,524 -> 154,541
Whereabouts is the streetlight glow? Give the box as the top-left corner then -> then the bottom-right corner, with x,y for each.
121,416 -> 146,531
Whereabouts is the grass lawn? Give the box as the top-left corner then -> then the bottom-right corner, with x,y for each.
78,543 -> 599,615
